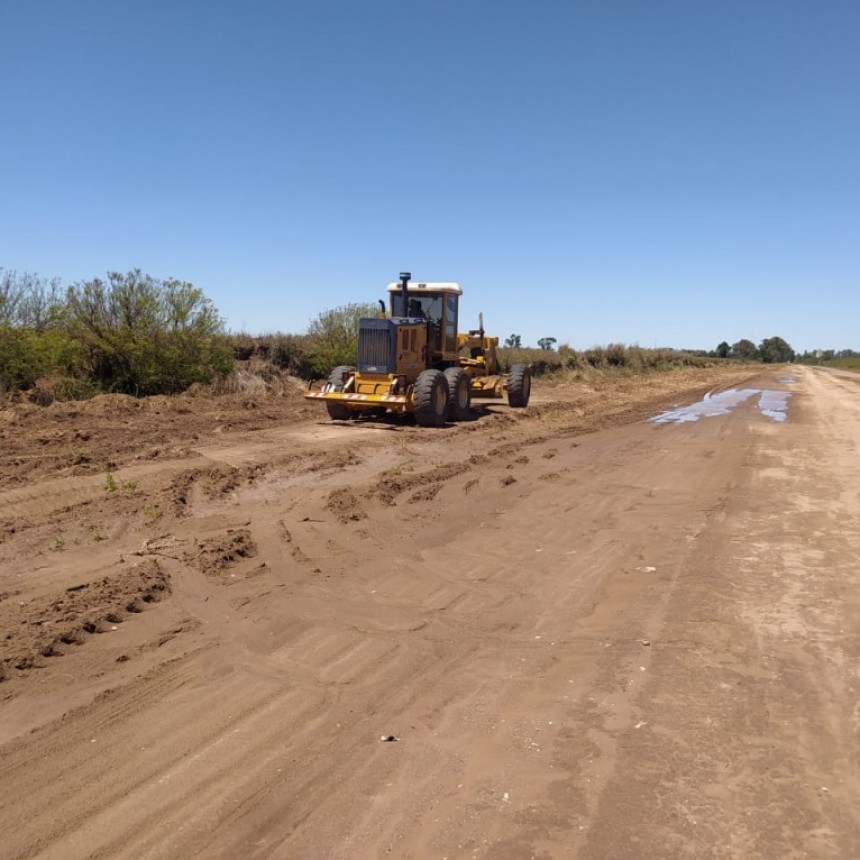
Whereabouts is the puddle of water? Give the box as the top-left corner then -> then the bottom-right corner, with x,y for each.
758,390 -> 791,422
775,375 -> 797,384
650,389 -> 758,424
651,388 -> 792,425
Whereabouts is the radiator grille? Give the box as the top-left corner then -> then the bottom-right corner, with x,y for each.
358,320 -> 395,373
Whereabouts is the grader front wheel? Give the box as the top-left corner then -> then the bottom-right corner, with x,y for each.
413,370 -> 449,427
325,365 -> 355,420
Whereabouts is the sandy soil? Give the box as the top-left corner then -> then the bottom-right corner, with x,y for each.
1,365 -> 859,859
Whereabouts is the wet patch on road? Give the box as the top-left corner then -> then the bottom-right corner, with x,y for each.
651,388 -> 793,425
758,390 -> 791,422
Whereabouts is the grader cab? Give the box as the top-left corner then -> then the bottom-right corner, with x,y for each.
305,273 -> 531,427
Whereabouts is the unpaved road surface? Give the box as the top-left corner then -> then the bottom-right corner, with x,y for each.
2,365 -> 859,859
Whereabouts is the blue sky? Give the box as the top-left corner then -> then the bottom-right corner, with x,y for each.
2,0 -> 857,352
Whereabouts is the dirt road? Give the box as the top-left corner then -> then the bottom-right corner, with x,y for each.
2,365 -> 859,859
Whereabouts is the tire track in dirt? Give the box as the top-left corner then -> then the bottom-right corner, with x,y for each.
0,560 -> 170,687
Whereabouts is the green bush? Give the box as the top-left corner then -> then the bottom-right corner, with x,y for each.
306,302 -> 378,377
0,326 -> 83,394
1,269 -> 234,399
227,332 -> 257,361
497,346 -> 567,375
65,270 -> 231,395
0,327 -> 42,392
495,342 -> 717,378
269,334 -> 315,377
604,343 -> 627,367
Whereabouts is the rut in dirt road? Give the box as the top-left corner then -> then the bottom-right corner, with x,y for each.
1,366 -> 859,859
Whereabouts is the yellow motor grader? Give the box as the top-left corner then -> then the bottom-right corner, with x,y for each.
305,272 -> 531,427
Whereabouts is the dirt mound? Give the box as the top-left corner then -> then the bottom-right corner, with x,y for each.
308,448 -> 361,472
0,389 -> 318,489
166,464 -> 265,516
325,488 -> 368,523
370,462 -> 472,506
67,393 -> 142,416
185,529 -> 259,578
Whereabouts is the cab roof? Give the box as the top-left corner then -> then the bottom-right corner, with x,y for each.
386,281 -> 462,296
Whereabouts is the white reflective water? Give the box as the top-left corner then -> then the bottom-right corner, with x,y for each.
651,388 -> 792,425
758,390 -> 791,422
651,389 -> 756,424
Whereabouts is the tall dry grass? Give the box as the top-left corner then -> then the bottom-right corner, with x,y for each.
497,343 -> 718,376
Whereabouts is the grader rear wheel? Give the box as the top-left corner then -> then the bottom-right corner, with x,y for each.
443,367 -> 471,421
507,364 -> 531,408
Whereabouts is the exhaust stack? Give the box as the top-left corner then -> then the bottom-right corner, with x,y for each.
399,271 -> 411,317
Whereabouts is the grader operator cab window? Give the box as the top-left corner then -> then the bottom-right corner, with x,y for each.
392,292 -> 447,353
392,293 -> 443,325
445,294 -> 458,352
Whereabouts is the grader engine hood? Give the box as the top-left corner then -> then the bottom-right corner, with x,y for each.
357,317 -> 426,376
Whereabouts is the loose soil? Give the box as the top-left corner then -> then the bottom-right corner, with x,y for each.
2,365 -> 859,859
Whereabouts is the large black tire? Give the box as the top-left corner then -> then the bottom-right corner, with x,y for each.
443,367 -> 471,421
507,363 -> 531,408
325,365 -> 355,421
413,369 -> 449,428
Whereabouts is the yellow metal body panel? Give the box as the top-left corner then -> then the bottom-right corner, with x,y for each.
305,371 -> 413,413
395,325 -> 427,379
305,388 -> 411,412
456,332 -> 500,376
468,374 -> 503,398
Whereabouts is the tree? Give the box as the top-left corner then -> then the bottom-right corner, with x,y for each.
715,341 -> 731,358
504,334 -> 522,348
0,270 -> 74,394
65,270 -> 230,395
758,336 -> 795,364
0,270 -> 25,327
306,302 -> 378,376
731,339 -> 759,361
0,269 -> 64,329
537,337 -> 557,351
